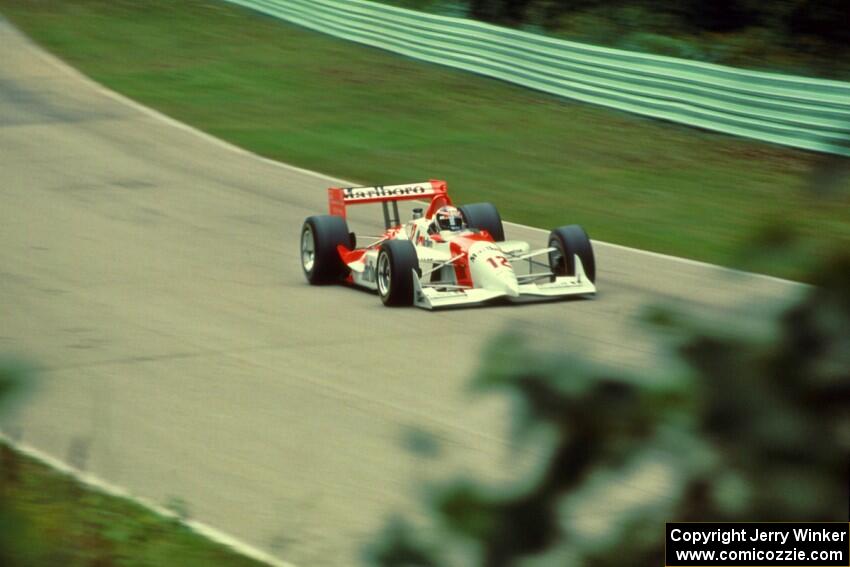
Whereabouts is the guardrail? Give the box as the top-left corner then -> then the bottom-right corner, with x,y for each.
224,0 -> 850,156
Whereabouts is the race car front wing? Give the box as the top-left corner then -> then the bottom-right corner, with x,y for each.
412,255 -> 596,310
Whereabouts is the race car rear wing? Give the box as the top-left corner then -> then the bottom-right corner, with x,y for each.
328,180 -> 451,228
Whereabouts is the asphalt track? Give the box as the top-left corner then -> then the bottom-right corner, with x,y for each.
0,20 -> 802,566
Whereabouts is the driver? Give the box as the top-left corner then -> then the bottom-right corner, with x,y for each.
430,205 -> 465,233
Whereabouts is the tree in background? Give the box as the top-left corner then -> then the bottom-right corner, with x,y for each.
384,0 -> 849,75
790,0 -> 850,46
463,0 -> 846,33
365,163 -> 850,565
469,0 -> 533,25
678,0 -> 759,32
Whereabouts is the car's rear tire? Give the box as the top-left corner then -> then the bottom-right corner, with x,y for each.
377,240 -> 420,306
301,215 -> 350,284
549,225 -> 596,283
459,202 -> 505,242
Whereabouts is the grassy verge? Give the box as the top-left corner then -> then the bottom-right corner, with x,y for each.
1,0 -> 848,280
0,442 -> 266,567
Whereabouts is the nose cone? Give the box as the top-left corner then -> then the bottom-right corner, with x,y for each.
467,242 -> 520,296
485,268 -> 519,296
502,276 -> 520,297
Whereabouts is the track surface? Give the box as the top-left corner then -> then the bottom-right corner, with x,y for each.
0,21 -> 799,566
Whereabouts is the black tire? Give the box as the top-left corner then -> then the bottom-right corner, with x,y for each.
548,225 -> 596,283
376,240 -> 420,306
459,202 -> 505,242
300,215 -> 350,284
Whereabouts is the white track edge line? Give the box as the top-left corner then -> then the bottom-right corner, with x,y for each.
20,22 -> 798,288
0,432 -> 296,567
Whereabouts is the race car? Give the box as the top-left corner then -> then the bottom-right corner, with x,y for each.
299,180 -> 596,309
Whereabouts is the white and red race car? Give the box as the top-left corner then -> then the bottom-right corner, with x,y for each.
299,180 -> 596,309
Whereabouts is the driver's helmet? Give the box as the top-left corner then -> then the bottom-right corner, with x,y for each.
434,206 -> 465,232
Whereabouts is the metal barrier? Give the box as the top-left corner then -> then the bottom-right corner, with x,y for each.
224,0 -> 850,155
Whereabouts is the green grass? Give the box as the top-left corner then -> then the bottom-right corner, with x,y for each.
1,0 -> 848,280
0,443 -> 266,567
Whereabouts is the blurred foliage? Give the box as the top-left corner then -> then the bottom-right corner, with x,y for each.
366,164 -> 850,564
379,0 -> 850,77
0,358 -> 32,417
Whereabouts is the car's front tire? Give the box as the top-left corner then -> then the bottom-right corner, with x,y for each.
301,215 -> 350,284
377,240 -> 420,306
549,225 -> 596,283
